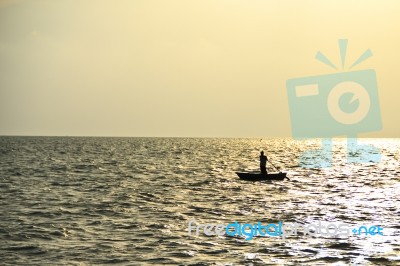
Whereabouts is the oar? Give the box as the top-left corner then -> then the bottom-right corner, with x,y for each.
269,159 -> 290,181
268,160 -> 279,172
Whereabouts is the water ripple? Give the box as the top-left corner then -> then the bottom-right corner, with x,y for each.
0,137 -> 399,265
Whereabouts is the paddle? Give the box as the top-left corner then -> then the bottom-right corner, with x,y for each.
268,159 -> 290,181
268,160 -> 280,172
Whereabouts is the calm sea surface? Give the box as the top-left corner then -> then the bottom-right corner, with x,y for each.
0,137 -> 399,265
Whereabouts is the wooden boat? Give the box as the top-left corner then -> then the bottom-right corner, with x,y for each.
236,172 -> 287,181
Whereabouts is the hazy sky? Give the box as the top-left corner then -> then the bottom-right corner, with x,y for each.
1,0 -> 399,137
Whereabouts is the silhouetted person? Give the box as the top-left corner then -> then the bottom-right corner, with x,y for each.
260,151 -> 268,174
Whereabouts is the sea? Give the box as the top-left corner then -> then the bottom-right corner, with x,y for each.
0,137 -> 399,265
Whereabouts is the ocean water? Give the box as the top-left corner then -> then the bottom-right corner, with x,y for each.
0,137 -> 399,265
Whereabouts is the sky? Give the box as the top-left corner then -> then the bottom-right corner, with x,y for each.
1,0 -> 399,137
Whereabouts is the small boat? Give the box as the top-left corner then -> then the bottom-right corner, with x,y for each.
236,172 -> 288,181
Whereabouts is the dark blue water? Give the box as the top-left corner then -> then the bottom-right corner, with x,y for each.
0,137 -> 399,265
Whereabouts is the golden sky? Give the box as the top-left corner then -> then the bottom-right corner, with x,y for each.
1,0 -> 399,137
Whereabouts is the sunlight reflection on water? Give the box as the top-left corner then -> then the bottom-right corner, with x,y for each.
0,137 -> 399,265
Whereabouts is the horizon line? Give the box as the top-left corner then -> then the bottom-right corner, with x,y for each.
0,135 -> 398,139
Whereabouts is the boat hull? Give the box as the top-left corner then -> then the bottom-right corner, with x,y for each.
236,172 -> 287,181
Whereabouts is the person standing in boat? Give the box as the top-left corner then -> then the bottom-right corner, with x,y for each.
260,151 -> 268,174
